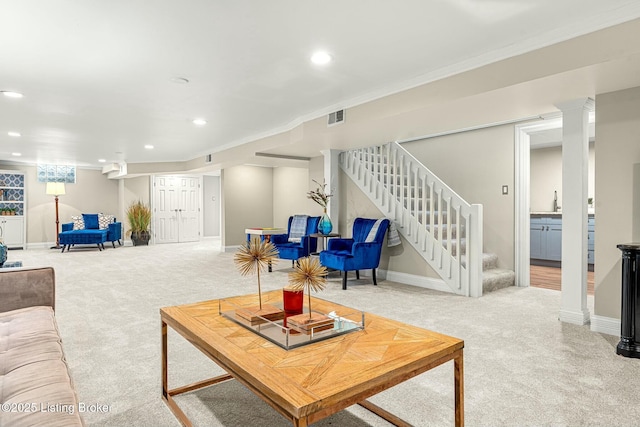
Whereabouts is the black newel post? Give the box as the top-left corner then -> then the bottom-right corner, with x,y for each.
617,243 -> 640,358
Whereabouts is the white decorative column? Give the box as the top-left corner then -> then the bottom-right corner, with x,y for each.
321,149 -> 340,233
556,98 -> 594,325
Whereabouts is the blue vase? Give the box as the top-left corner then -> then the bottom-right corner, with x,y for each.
0,241 -> 7,267
318,210 -> 333,235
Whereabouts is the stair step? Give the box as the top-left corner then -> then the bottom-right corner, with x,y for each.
483,253 -> 499,270
482,268 -> 515,293
459,253 -> 499,270
425,224 -> 462,239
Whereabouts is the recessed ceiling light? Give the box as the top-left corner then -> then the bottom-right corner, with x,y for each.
1,91 -> 24,98
144,144 -> 154,149
7,132 -> 21,137
98,159 -> 106,163
310,51 -> 332,65
193,118 -> 207,126
170,77 -> 190,84
11,152 -> 21,157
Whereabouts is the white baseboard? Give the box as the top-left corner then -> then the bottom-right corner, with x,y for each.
223,245 -> 241,253
26,242 -> 54,250
559,309 -> 591,325
379,269 -> 453,294
590,315 -> 620,337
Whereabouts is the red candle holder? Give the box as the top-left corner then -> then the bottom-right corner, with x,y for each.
283,288 -> 304,316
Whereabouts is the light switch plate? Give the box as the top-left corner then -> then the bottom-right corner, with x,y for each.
502,185 -> 508,195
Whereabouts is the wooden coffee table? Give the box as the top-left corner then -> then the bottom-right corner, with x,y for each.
161,291 -> 464,426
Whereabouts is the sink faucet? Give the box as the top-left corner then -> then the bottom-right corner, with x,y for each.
553,191 -> 560,212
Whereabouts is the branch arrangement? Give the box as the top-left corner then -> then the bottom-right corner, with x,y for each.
307,179 -> 333,208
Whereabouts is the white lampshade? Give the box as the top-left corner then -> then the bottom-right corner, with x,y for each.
46,182 -> 66,196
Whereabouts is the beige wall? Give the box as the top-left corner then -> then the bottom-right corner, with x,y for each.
122,176 -> 151,237
222,160 -> 330,247
273,167 -> 317,228
401,124 -> 515,269
222,165 -> 274,247
124,176 -> 150,206
594,86 -> 640,319
0,164 -> 119,246
308,156 -> 326,218
530,143 -> 595,212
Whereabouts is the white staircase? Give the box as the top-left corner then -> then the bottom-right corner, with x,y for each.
340,142 -> 514,297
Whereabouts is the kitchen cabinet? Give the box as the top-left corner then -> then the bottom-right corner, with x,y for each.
0,171 -> 26,249
587,217 -> 595,264
531,215 -> 562,262
530,214 -> 595,266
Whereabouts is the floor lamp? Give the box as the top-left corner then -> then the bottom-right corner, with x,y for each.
46,182 -> 66,249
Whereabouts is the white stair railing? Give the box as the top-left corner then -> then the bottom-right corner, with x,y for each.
340,142 -> 483,297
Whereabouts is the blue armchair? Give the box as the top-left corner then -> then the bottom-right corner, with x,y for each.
320,218 -> 390,290
271,216 -> 320,265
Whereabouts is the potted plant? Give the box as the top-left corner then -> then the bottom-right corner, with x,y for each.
126,200 -> 151,246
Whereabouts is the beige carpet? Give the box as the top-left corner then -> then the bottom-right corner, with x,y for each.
10,240 -> 639,426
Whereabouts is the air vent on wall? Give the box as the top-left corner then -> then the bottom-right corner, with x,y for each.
327,109 -> 345,126
204,154 -> 212,163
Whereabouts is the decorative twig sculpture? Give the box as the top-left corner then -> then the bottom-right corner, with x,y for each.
286,257 -> 332,334
234,239 -> 279,309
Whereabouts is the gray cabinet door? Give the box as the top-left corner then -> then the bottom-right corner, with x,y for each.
587,217 -> 595,264
530,218 -> 545,259
546,219 -> 563,261
530,216 -> 562,261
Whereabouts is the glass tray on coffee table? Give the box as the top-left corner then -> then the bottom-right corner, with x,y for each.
218,293 -> 365,350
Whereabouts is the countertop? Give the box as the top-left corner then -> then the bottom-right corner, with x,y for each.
530,211 -> 595,217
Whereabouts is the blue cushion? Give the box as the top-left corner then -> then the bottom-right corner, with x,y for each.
59,229 -> 107,245
272,216 -> 320,261
82,213 -> 100,229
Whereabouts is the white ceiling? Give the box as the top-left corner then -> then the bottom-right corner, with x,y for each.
2,1 -> 640,169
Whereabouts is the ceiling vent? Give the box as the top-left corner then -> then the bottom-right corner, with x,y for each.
204,154 -> 212,163
327,109 -> 345,126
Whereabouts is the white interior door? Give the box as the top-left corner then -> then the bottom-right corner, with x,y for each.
154,176 -> 179,243
177,177 -> 199,242
154,175 -> 201,243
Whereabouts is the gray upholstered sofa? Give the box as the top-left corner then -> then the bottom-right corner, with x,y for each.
0,267 -> 84,426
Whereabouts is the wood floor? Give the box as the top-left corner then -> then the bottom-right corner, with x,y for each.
530,265 -> 595,295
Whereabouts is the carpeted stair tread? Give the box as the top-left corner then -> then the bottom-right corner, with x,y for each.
425,224 -> 461,239
482,268 -> 516,293
460,252 -> 499,270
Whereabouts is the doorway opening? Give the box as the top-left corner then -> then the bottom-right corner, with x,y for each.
514,112 -> 595,292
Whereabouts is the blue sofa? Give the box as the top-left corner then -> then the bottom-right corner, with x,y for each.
59,213 -> 122,252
